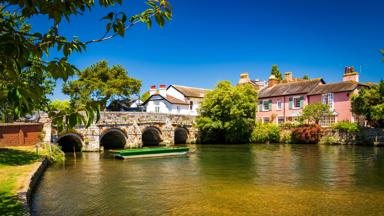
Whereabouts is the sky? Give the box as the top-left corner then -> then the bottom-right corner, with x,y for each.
30,0 -> 384,100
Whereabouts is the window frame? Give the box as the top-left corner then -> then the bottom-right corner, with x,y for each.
322,93 -> 334,110
292,96 -> 301,109
262,100 -> 270,111
276,100 -> 282,110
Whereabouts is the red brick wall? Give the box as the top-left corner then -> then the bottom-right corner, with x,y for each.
0,124 -> 43,147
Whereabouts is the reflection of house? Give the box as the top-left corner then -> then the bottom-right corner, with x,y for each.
240,67 -> 371,126
143,84 -> 209,115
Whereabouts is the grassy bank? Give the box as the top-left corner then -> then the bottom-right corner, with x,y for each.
0,146 -> 43,216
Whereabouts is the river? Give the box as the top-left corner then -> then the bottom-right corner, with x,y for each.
32,144 -> 384,215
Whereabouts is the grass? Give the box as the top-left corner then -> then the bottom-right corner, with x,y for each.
0,146 -> 42,216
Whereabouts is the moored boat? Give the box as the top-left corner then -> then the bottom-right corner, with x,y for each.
113,147 -> 189,159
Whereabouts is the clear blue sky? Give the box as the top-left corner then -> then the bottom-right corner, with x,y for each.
31,0 -> 384,100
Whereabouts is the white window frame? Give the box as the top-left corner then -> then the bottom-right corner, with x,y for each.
155,106 -> 160,113
292,96 -> 301,109
276,100 -> 282,110
262,100 -> 269,111
322,93 -> 334,110
277,116 -> 285,124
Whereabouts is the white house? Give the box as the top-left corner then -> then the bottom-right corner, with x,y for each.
143,84 -> 209,115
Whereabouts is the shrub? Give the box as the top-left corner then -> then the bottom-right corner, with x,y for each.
319,134 -> 341,145
332,121 -> 360,133
279,122 -> 302,129
291,124 -> 323,144
279,130 -> 292,144
251,123 -> 280,143
39,143 -> 65,163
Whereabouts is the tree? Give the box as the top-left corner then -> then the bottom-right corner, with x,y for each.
196,81 -> 258,143
63,60 -> 141,110
299,103 -> 331,124
271,64 -> 282,80
141,91 -> 151,102
303,75 -> 310,80
0,1 -> 172,128
351,81 -> 384,127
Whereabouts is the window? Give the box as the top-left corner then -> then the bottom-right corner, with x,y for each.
263,117 -> 270,123
320,115 -> 336,127
155,106 -> 160,113
277,100 -> 282,110
293,97 -> 301,109
277,117 -> 285,124
322,93 -> 334,110
177,106 -> 180,113
189,101 -> 193,110
262,100 -> 272,111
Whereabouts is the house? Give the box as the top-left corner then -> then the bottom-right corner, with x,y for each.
107,99 -> 144,111
143,84 -> 209,115
247,67 -> 370,126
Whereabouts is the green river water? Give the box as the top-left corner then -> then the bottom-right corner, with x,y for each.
32,144 -> 384,215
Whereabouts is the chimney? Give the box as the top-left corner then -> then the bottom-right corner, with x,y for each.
343,66 -> 359,82
238,73 -> 250,85
149,85 -> 156,95
268,75 -> 279,88
159,84 -> 167,97
284,72 -> 293,81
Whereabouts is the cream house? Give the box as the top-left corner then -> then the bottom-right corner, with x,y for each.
143,84 -> 209,115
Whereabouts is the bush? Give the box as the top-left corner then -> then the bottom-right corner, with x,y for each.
332,121 -> 360,133
319,134 -> 341,145
251,123 -> 280,143
39,143 -> 65,163
279,130 -> 292,144
279,122 -> 302,129
291,124 -> 323,144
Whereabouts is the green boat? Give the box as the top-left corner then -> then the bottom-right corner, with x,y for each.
113,147 -> 189,159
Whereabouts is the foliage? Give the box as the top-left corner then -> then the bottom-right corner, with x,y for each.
63,60 -> 141,110
0,0 -> 172,127
303,75 -> 310,80
141,91 -> 151,102
49,100 -> 70,112
351,80 -> 384,127
197,81 -> 257,143
251,123 -> 280,143
299,103 -> 332,124
39,143 -> 65,163
271,64 -> 282,80
332,121 -> 360,133
279,121 -> 302,129
319,134 -> 341,145
291,124 -> 323,144
279,130 -> 292,144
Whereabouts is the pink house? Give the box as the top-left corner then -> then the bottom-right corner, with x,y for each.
252,67 -> 369,126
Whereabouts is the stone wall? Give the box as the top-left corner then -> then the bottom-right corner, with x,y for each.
323,128 -> 384,145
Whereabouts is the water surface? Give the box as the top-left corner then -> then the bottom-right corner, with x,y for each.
32,144 -> 384,215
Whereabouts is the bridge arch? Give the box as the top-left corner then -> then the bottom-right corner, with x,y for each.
174,127 -> 189,144
142,126 -> 162,147
100,128 -> 127,149
57,133 -> 83,152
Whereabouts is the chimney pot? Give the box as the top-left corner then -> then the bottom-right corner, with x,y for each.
149,85 -> 157,95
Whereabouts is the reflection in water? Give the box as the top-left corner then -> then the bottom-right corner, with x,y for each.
32,145 -> 384,215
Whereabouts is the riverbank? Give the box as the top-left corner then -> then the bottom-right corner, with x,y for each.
0,146 -> 47,215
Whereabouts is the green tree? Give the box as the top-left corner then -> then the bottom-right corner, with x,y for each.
299,103 -> 331,124
351,81 -> 384,127
197,81 -> 257,143
0,1 -> 172,127
141,91 -> 151,102
303,75 -> 310,80
49,100 -> 70,112
271,64 -> 282,80
63,60 -> 141,110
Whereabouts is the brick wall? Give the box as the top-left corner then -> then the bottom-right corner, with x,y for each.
0,123 -> 43,147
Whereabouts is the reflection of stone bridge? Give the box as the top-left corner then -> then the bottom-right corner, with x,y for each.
48,112 -> 198,152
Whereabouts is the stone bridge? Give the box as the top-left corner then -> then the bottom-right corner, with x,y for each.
42,112 -> 198,152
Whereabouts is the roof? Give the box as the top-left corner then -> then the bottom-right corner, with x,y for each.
142,94 -> 189,105
168,85 -> 209,98
259,79 -> 324,98
308,81 -> 369,95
